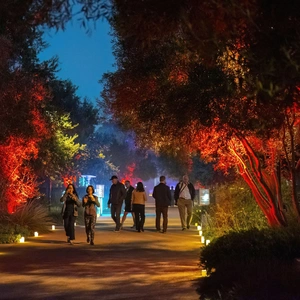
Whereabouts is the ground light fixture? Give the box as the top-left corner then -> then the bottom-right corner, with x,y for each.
19,237 -> 25,243
197,225 -> 202,230
206,240 -> 211,246
52,225 -> 55,230
201,236 -> 205,244
34,232 -> 38,237
198,230 -> 203,236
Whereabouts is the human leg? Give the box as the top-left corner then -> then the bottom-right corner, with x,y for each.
90,216 -> 96,244
177,198 -> 187,229
162,206 -> 168,232
186,199 -> 193,229
155,206 -> 162,231
115,202 -> 122,230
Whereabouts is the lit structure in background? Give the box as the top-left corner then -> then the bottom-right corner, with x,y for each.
19,237 -> 25,243
52,225 -> 55,230
34,232 -> 38,237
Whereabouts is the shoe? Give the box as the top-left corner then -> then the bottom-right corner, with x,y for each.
160,230 -> 166,234
120,223 -> 123,229
87,237 -> 90,243
187,226 -> 190,229
67,237 -> 70,243
138,230 -> 141,232
141,228 -> 144,232
114,229 -> 120,232
156,229 -> 161,232
90,240 -> 94,245
69,240 -> 74,245
182,228 -> 186,231
130,225 -> 135,228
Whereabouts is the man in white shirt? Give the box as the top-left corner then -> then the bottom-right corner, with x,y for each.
174,175 -> 196,230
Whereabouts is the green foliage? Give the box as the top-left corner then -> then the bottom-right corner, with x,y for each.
200,227 -> 300,273
199,226 -> 300,300
199,180 -> 268,240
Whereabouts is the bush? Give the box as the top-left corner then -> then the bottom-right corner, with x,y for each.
0,223 -> 30,243
199,227 -> 300,300
196,179 -> 268,240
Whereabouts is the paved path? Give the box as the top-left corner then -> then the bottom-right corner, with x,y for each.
0,208 -> 201,300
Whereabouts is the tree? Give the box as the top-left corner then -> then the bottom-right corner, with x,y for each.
102,1 -> 300,226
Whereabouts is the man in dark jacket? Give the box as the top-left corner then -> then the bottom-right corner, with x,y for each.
152,176 -> 172,233
174,175 -> 196,230
121,180 -> 135,228
107,175 -> 126,231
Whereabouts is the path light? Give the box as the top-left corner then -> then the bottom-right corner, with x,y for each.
34,232 -> 38,237
201,236 -> 205,244
198,230 -> 203,236
206,239 -> 211,246
74,222 -> 77,226
197,225 -> 202,231
201,269 -> 207,277
20,237 -> 25,243
195,223 -> 198,226
52,225 -> 55,230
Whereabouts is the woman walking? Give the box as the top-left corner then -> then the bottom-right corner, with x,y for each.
60,184 -> 81,244
131,182 -> 147,232
82,185 -> 100,245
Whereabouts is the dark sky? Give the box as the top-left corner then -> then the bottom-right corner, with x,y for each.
39,19 -> 115,103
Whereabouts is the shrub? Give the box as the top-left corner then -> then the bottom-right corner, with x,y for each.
200,226 -> 300,273
8,199 -> 53,234
196,179 -> 268,240
199,226 -> 300,300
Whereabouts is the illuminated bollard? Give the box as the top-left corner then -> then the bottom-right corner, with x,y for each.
201,236 -> 205,244
34,232 -> 38,237
74,222 -> 77,226
52,225 -> 55,230
206,239 -> 211,246
201,269 -> 207,277
198,230 -> 203,236
195,223 -> 198,226
197,225 -> 202,231
20,237 -> 25,243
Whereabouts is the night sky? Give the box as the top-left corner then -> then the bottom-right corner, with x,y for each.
39,19 -> 115,103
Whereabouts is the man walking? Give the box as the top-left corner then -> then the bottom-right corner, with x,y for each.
152,176 -> 172,233
174,175 -> 196,230
107,175 -> 126,232
121,180 -> 135,228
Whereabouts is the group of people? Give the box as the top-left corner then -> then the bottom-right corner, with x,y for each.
60,174 -> 195,245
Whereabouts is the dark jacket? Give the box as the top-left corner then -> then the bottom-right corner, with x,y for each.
152,183 -> 172,207
108,181 -> 126,205
174,182 -> 196,201
60,193 -> 81,217
82,194 -> 100,216
125,185 -> 134,205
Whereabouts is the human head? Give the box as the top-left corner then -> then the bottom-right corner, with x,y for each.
86,185 -> 94,194
65,184 -> 78,196
159,176 -> 166,183
109,175 -> 118,184
136,182 -> 145,192
125,180 -> 130,188
182,175 -> 189,184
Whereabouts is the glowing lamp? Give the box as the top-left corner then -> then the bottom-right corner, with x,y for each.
201,236 -> 205,244
197,225 -> 202,231
201,269 -> 207,277
20,237 -> 25,243
52,225 -> 55,230
74,223 -> 77,226
198,230 -> 203,236
206,239 -> 211,246
34,232 -> 38,237
195,223 -> 198,226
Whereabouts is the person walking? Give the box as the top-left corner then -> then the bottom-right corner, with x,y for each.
60,183 -> 81,244
121,180 -> 135,228
131,182 -> 147,232
152,176 -> 172,233
107,175 -> 126,232
174,175 -> 196,230
82,185 -> 100,245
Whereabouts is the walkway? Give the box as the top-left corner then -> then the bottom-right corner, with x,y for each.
0,208 -> 201,299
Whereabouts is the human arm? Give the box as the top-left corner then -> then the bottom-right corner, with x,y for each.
174,183 -> 180,204
167,187 -> 172,206
82,195 -> 88,207
93,195 -> 100,207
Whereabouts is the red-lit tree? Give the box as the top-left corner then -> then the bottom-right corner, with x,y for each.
102,1 -> 300,226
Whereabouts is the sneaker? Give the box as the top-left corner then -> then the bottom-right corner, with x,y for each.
69,239 -> 74,245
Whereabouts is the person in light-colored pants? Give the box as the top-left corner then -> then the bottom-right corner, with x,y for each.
177,197 -> 193,229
